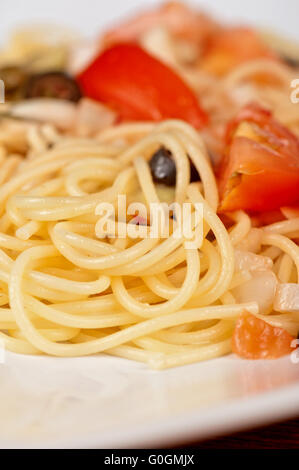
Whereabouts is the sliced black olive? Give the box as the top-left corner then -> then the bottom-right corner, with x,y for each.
149,147 -> 201,186
190,160 -> 200,183
149,147 -> 177,186
281,55 -> 299,68
0,66 -> 27,100
25,71 -> 82,102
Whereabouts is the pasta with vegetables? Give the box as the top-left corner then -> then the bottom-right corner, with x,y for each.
0,1 -> 298,369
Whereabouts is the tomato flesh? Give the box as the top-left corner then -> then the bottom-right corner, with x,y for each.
218,104 -> 299,212
232,312 -> 295,360
77,43 -> 208,128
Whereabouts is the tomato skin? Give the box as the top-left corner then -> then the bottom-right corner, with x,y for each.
220,136 -> 299,212
77,43 -> 208,128
232,312 -> 295,360
219,104 -> 299,212
226,104 -> 299,158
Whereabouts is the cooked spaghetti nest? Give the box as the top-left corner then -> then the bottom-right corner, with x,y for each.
0,119 -> 298,369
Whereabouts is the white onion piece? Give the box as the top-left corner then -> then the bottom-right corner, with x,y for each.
234,249 -> 273,272
236,228 -> 262,253
140,26 -> 178,68
274,283 -> 299,313
233,271 -> 277,314
11,99 -> 77,131
281,207 -> 299,220
74,98 -> 117,137
67,40 -> 100,75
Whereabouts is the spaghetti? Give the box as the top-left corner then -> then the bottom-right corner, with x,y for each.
0,119 -> 295,368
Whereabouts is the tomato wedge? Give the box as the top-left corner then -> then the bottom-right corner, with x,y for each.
103,1 -> 218,47
200,27 -> 278,76
232,312 -> 295,360
77,43 -> 208,128
218,104 -> 299,212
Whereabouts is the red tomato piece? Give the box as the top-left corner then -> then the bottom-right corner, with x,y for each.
232,312 -> 296,360
218,104 -> 299,212
103,1 -> 218,47
200,27 -> 278,76
77,43 -> 208,128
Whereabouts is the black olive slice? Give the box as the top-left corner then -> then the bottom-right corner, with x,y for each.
149,148 -> 177,186
149,147 -> 201,186
190,160 -> 200,183
25,71 -> 82,102
281,55 -> 299,68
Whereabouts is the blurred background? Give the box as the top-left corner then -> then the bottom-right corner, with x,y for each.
1,0 -> 299,43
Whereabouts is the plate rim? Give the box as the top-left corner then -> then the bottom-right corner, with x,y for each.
1,379 -> 299,449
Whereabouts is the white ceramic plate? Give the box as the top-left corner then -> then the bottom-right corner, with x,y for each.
1,0 -> 299,449
1,352 -> 299,448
